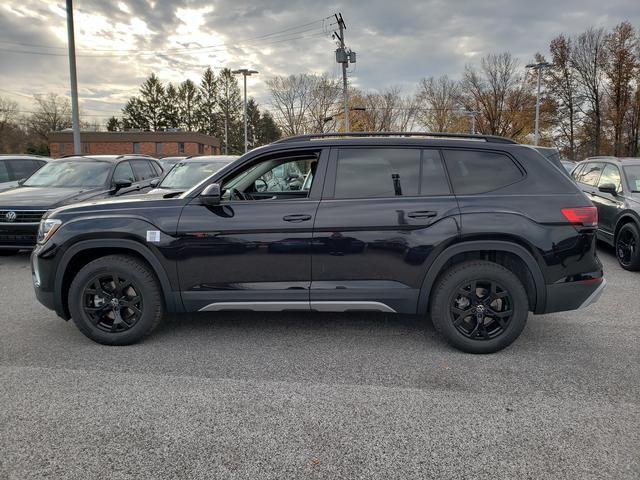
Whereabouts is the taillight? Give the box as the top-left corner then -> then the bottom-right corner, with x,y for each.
561,207 -> 598,227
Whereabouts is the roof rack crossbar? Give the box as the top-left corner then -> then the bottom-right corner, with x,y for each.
273,131 -> 517,144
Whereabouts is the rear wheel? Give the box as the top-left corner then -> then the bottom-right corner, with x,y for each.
430,260 -> 529,354
616,222 -> 640,271
68,255 -> 164,345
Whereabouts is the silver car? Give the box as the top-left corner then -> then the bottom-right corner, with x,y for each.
0,155 -> 49,192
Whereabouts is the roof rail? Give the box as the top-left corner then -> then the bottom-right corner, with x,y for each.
273,131 -> 518,145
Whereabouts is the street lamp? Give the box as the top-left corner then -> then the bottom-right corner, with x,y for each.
232,68 -> 259,153
525,61 -> 552,146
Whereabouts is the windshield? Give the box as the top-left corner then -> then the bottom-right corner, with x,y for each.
159,161 -> 230,189
24,161 -> 111,188
624,165 -> 640,192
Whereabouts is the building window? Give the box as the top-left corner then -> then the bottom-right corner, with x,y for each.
82,143 -> 89,154
198,143 -> 204,155
156,143 -> 162,155
133,142 -> 140,154
59,143 -> 65,154
178,142 -> 185,154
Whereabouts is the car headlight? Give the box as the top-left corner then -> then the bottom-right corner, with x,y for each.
37,218 -> 62,244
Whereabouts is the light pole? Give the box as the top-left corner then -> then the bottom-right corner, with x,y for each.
66,0 -> 81,154
232,69 -> 258,153
526,61 -> 551,146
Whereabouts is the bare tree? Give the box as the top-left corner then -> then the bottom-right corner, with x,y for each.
307,74 -> 342,133
266,74 -> 315,136
571,27 -> 607,155
415,75 -> 461,132
603,22 -> 638,156
28,93 -> 72,142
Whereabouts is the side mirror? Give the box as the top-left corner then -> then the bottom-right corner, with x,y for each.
150,178 -> 160,187
111,179 -> 132,193
598,183 -> 618,195
200,183 -> 221,206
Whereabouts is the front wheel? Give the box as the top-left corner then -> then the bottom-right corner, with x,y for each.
616,223 -> 640,271
430,260 -> 529,354
68,254 -> 164,345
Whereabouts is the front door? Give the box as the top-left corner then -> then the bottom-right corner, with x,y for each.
176,148 -> 327,312
311,147 -> 460,314
592,163 -> 624,237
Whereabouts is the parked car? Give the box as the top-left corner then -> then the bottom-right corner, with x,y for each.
0,155 -> 162,254
531,146 -> 571,177
31,132 -> 604,353
0,155 -> 49,192
570,156 -> 640,270
157,156 -> 186,174
148,156 -> 238,196
561,160 -> 577,174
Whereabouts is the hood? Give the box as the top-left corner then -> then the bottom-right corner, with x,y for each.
148,187 -> 184,196
49,192 -> 175,217
0,186 -> 106,209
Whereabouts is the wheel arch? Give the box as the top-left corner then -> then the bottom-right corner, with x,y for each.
417,240 -> 546,315
54,239 -> 181,319
614,212 -> 640,240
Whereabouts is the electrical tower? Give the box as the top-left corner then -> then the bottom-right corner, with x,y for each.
333,13 -> 356,132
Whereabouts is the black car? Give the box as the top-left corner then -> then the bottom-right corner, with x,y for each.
0,155 -> 162,253
0,154 -> 49,192
570,156 -> 640,270
148,155 -> 238,196
31,132 -> 605,353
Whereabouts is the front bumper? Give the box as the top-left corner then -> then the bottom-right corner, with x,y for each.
542,277 -> 606,314
0,223 -> 39,250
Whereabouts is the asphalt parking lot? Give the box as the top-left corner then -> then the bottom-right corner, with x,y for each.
0,246 -> 638,480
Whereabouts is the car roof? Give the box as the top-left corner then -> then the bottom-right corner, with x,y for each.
584,156 -> 640,165
182,155 -> 238,162
57,155 -> 159,163
0,154 -> 50,161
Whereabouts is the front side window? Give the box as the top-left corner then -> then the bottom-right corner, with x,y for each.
577,163 -> 604,186
113,161 -> 135,183
443,150 -> 523,195
334,148 -> 421,199
0,161 -> 9,182
24,161 -> 111,188
598,164 -> 622,193
571,163 -> 585,181
160,161 -> 231,189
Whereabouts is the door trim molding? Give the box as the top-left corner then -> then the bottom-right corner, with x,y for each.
198,300 -> 396,313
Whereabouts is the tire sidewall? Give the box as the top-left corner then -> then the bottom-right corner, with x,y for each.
431,262 -> 529,354
69,257 -> 162,345
616,223 -> 640,271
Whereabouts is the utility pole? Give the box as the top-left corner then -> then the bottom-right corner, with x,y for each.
526,61 -> 551,146
65,0 -> 81,154
334,13 -> 355,133
232,69 -> 258,153
224,114 -> 228,155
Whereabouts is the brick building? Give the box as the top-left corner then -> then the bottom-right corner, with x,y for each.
48,131 -> 220,158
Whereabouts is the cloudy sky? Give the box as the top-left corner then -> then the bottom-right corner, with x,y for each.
1,0 -> 638,122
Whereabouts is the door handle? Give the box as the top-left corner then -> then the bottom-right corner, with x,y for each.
407,211 -> 438,219
283,214 -> 312,223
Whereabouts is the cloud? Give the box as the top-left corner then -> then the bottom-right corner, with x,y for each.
0,0 -> 638,122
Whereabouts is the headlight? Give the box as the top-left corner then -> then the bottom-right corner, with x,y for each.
37,218 -> 62,244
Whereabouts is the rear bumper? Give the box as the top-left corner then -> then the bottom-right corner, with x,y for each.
542,277 -> 606,314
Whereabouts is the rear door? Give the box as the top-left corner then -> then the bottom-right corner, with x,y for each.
593,163 -> 624,235
131,159 -> 159,193
310,147 -> 460,314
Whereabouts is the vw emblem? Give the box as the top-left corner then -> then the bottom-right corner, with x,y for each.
5,211 -> 17,222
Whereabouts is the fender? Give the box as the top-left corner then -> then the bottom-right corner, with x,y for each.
54,238 -> 183,318
614,211 -> 640,238
417,240 -> 546,315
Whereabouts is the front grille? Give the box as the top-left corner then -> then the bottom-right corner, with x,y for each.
0,210 -> 46,223
0,233 -> 38,245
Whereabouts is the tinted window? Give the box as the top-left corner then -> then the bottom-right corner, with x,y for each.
335,148 -> 420,198
577,163 -> 603,186
24,161 -> 111,187
0,160 -> 10,182
151,161 -> 163,176
624,165 -> 640,192
160,160 -> 231,189
131,160 -> 156,181
113,161 -> 135,183
443,150 -> 523,195
8,159 -> 40,180
571,163 -> 585,180
598,164 -> 622,192
421,150 -> 450,195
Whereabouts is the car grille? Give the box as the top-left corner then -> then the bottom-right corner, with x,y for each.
0,233 -> 38,245
0,210 -> 46,223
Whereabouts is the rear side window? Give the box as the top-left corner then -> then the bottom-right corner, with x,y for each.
0,160 -> 9,182
113,161 -> 135,183
443,150 -> 523,195
7,159 -> 40,180
576,163 -> 603,186
334,148 -> 421,198
132,160 -> 156,181
150,161 -> 163,176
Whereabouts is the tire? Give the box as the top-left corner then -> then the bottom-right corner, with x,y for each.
68,254 -> 164,345
429,260 -> 529,354
615,222 -> 640,271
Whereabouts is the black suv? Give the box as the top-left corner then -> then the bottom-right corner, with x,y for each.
31,133 -> 605,353
571,156 -> 640,270
0,155 -> 162,253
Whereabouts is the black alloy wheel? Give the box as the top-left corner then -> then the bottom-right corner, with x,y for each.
449,279 -> 513,340
82,272 -> 143,333
616,223 -> 640,271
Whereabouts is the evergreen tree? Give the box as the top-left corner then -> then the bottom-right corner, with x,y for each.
198,67 -> 219,136
217,68 -> 243,153
139,73 -> 166,130
122,97 -> 149,130
178,79 -> 200,131
163,83 -> 180,129
106,116 -> 122,131
258,111 -> 282,145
